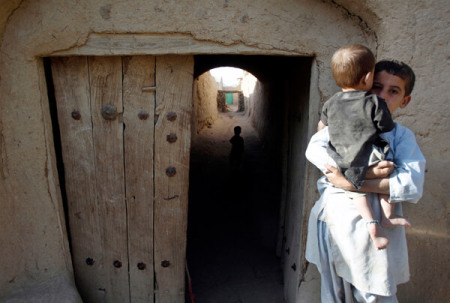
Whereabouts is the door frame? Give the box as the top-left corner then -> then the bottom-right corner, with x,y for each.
47,35 -> 321,303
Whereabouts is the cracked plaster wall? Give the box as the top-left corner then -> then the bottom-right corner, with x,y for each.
0,0 -> 448,301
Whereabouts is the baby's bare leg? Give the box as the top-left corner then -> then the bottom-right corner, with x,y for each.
380,194 -> 411,227
354,195 -> 389,250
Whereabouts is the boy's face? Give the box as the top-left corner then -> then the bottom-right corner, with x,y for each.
370,71 -> 411,113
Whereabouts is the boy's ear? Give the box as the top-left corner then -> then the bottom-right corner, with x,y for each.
400,95 -> 412,109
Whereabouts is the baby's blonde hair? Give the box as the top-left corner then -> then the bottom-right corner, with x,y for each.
331,44 -> 375,88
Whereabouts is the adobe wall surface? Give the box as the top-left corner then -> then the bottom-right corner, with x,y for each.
241,71 -> 259,120
192,71 -> 219,137
0,0 -> 448,301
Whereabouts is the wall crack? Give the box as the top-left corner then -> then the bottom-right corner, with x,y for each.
4,0 -> 25,30
328,0 -> 379,50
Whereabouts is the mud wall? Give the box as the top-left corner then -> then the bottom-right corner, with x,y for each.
241,71 -> 258,118
192,71 -> 218,137
0,0 -> 448,301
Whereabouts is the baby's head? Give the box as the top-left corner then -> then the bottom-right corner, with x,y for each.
331,44 -> 375,91
234,126 -> 241,135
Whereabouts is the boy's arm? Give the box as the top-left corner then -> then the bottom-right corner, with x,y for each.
306,127 -> 392,186
324,164 -> 390,194
365,160 -> 395,179
324,125 -> 426,203
317,120 -> 327,131
305,127 -> 335,174
386,126 -> 426,203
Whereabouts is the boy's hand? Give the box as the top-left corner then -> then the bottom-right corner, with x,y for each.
324,162 -> 394,191
366,161 -> 394,179
324,164 -> 356,191
325,163 -> 391,194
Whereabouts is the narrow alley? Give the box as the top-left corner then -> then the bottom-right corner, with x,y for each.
186,111 -> 284,303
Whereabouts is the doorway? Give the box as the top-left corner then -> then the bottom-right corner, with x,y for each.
46,54 -> 313,302
187,55 -> 313,302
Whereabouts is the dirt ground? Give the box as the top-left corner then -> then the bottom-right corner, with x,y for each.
186,110 -> 284,303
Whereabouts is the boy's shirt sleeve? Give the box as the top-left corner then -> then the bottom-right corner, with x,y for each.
383,124 -> 426,203
305,127 -> 337,173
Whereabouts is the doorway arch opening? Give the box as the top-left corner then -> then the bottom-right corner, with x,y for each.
187,55 -> 313,301
210,67 -> 246,113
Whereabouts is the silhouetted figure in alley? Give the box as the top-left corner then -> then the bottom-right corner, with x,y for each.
229,126 -> 244,171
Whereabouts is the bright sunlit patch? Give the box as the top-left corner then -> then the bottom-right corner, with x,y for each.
210,67 -> 244,87
407,228 -> 450,239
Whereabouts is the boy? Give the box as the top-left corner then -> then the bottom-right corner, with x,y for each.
229,126 -> 244,170
305,60 -> 425,301
318,45 -> 409,250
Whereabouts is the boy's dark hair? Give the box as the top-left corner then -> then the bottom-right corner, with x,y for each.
331,44 -> 375,88
375,60 -> 415,96
234,126 -> 241,135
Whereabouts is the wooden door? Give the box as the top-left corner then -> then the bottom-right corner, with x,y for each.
51,55 -> 193,303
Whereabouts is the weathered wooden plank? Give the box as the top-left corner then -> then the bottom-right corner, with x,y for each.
89,56 -> 129,303
154,55 -> 194,303
123,56 -> 156,302
51,57 -> 105,301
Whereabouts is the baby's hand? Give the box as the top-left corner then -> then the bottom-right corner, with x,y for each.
366,161 -> 394,179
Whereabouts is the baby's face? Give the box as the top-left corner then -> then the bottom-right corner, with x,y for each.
370,71 -> 411,113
